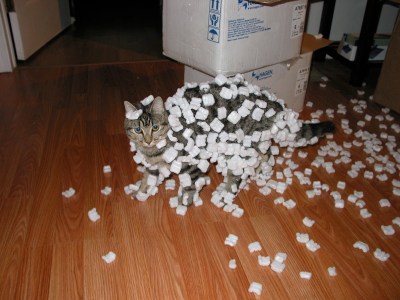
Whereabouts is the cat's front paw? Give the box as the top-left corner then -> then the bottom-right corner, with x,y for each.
128,181 -> 151,202
178,190 -> 196,206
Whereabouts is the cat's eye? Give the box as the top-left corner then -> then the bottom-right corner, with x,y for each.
152,124 -> 160,131
133,127 -> 142,134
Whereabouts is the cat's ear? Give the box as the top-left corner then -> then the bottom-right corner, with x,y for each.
150,97 -> 165,115
124,101 -> 137,113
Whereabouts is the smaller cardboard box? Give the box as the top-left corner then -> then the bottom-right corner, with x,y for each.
374,18 -> 400,114
184,34 -> 331,112
337,33 -> 390,61
163,0 -> 308,76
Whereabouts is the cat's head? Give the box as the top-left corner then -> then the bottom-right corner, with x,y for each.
124,97 -> 169,148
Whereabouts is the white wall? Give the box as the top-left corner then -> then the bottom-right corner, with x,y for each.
306,0 -> 399,40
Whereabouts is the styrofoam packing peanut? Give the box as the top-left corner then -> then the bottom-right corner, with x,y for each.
355,200 -> 366,208
232,207 -> 244,218
219,87 -> 233,99
303,217 -> 315,227
258,255 -> 271,267
374,248 -> 390,262
195,107 -> 209,120
163,147 -> 178,163
224,233 -> 238,247
62,187 -> 76,198
101,186 -> 112,195
169,196 -> 179,208
248,241 -> 262,253
126,109 -> 143,120
167,130 -> 178,142
103,165 -> 112,173
146,174 -> 158,186
176,205 -> 188,216
238,86 -> 249,96
274,252 -> 287,263
265,108 -> 276,118
259,186 -> 271,196
300,271 -> 312,280
229,259 -> 237,269
248,282 -> 263,296
210,118 -> 224,133
328,267 -> 337,277
330,191 -> 341,201
306,190 -> 316,199
215,107 -> 227,120
386,115 -> 395,121
335,199 -> 345,208
353,241 -> 369,253
360,208 -> 372,219
102,251 -> 116,264
295,152 -> 308,162
274,197 -> 285,205
381,225 -> 395,235
88,208 -> 100,222
165,179 -> 176,191
202,93 -> 215,106
283,199 -> 296,209
178,173 -> 191,188
296,233 -> 310,243
252,107 -> 264,121
227,111 -> 241,124
306,239 -> 320,252
347,170 -> 359,178
306,101 -> 313,107
223,203 -> 238,212
392,217 -> 400,226
379,198 -> 391,207
271,260 -> 286,273
347,194 -> 358,203
189,97 -> 202,110
141,95 -> 154,106
214,74 -> 227,86
136,191 -> 151,202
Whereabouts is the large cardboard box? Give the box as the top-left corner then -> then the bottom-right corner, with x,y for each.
163,0 -> 308,76
337,33 -> 390,61
184,34 -> 331,112
374,17 -> 400,114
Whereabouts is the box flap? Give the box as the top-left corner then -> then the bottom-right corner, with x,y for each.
301,33 -> 332,54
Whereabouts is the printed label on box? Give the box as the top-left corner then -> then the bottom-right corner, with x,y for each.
238,0 -> 263,10
295,66 -> 309,96
291,4 -> 307,39
208,0 -> 222,43
251,68 -> 273,81
228,18 -> 270,41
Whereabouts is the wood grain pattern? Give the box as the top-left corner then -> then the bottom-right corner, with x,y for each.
0,60 -> 399,299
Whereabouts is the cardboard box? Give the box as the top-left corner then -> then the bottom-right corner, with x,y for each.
337,33 -> 390,61
184,34 -> 331,112
163,0 -> 308,76
374,18 -> 400,114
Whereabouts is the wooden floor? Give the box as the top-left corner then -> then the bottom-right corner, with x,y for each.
1,59 -> 400,299
1,8 -> 400,299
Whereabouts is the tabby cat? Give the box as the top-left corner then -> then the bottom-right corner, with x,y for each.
124,74 -> 334,210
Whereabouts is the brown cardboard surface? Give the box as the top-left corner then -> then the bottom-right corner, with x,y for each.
301,33 -> 332,53
374,18 -> 400,113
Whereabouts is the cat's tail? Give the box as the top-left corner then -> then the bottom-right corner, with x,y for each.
296,121 -> 335,141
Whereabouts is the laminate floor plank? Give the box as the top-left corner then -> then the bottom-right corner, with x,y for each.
0,61 -> 399,299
